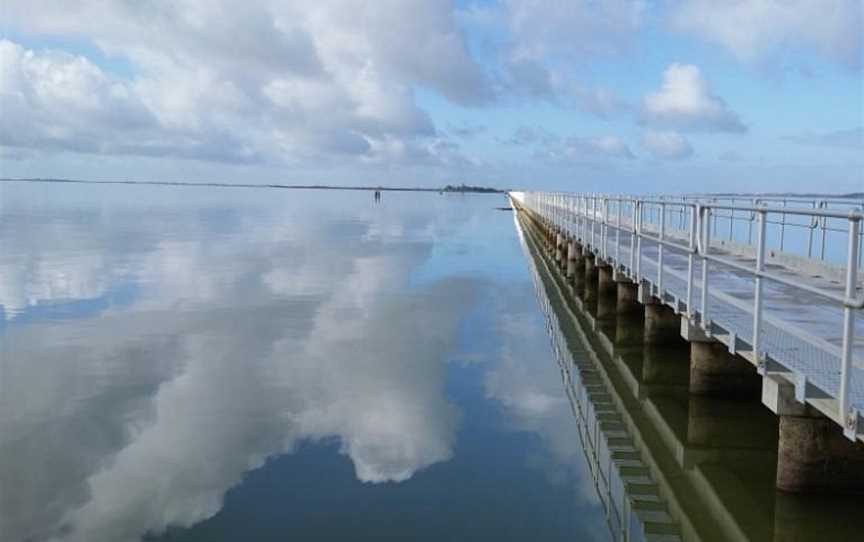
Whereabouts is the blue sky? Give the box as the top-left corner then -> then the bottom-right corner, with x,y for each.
0,0 -> 862,193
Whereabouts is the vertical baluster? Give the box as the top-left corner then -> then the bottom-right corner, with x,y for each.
821,210 -> 828,261
658,203 -> 665,299
748,198 -> 756,244
630,200 -> 637,279
603,197 -> 609,261
700,206 -> 711,330
780,199 -> 787,252
635,201 -> 642,282
616,199 -> 622,267
686,205 -> 697,317
840,216 -> 861,439
753,209 -> 767,372
729,206 -> 734,241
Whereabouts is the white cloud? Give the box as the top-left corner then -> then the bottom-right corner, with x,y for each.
561,135 -> 636,160
504,127 -> 635,161
505,57 -> 558,98
572,85 -> 629,118
641,130 -> 694,160
504,0 -> 647,60
502,126 -> 559,146
0,0 -> 489,167
783,127 -> 864,149
640,63 -> 746,132
485,0 -> 647,102
672,0 -> 864,69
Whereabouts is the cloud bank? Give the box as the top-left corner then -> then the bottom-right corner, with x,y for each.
641,130 -> 694,160
640,63 -> 746,133
672,0 -> 863,70
0,0 -> 488,168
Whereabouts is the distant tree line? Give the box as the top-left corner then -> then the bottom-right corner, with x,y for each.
441,183 -> 505,193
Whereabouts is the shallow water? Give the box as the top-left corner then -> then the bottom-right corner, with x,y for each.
0,184 -> 610,542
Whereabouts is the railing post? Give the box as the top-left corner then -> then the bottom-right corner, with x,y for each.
658,203 -> 665,299
616,199 -> 622,266
583,196 -> 588,244
687,205 -> 696,317
576,196 -> 581,242
729,206 -> 734,241
700,206 -> 711,330
748,197 -> 756,243
553,193 -> 558,229
635,200 -> 642,282
820,201 -> 828,260
603,197 -> 609,261
840,216 -> 861,440
630,200 -> 637,278
753,209 -> 767,373
780,199 -> 787,252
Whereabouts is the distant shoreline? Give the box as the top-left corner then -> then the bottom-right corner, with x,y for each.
0,178 -> 507,194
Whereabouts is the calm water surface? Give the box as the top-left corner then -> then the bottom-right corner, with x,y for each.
2,183 -> 859,542
0,184 -> 609,542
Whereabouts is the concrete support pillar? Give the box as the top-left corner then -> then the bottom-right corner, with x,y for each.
597,265 -> 615,297
689,341 -> 760,397
763,376 -> 864,493
644,302 -> 680,345
777,414 -> 864,494
559,236 -> 569,270
570,252 -> 585,293
596,289 -> 617,321
584,253 -> 597,280
555,232 -> 563,262
642,346 -> 689,387
615,314 -> 644,346
583,254 -> 598,302
566,241 -> 577,279
616,281 -> 641,316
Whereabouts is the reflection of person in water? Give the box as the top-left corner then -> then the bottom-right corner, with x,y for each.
373,189 -> 382,203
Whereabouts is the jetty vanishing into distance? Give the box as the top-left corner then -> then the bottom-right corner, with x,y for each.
510,191 -> 864,496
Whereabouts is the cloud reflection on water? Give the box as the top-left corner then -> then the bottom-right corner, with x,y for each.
0,190 -> 478,542
0,187 -> 603,542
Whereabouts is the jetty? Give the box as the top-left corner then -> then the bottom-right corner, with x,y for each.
511,191 -> 864,495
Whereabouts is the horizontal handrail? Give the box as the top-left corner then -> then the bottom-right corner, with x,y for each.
533,193 -> 864,220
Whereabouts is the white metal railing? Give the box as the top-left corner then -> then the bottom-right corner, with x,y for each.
651,194 -> 864,265
512,191 -> 864,440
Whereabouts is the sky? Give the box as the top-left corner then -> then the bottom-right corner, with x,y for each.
0,0 -> 862,193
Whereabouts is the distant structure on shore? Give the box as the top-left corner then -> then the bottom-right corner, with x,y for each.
441,183 -> 505,193
2,178 -> 508,194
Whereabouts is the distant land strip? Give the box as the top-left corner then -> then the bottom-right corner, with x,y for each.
0,178 -> 507,194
